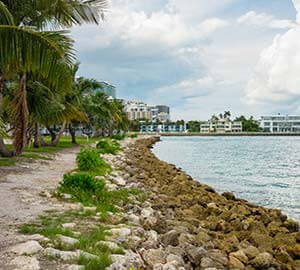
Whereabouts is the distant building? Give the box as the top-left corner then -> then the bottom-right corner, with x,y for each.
96,82 -> 116,98
200,116 -> 242,133
125,101 -> 170,122
260,115 -> 300,132
140,123 -> 187,133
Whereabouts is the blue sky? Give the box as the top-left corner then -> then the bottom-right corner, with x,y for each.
72,0 -> 300,120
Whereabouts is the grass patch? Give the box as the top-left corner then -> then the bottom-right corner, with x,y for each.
0,157 -> 18,167
77,253 -> 112,270
96,139 -> 121,155
76,148 -> 111,175
111,134 -> 126,141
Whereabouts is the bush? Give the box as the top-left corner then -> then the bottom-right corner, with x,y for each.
130,133 -> 138,138
58,173 -> 107,205
76,148 -> 109,173
111,134 -> 126,141
96,139 -> 120,155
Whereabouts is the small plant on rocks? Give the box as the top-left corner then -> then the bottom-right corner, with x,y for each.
76,147 -> 111,175
96,139 -> 121,155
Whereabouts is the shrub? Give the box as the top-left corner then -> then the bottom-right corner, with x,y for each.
76,147 -> 109,174
96,139 -> 120,155
111,134 -> 126,141
58,173 -> 107,205
130,133 -> 137,138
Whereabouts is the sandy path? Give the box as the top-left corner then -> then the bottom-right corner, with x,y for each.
0,146 -> 79,267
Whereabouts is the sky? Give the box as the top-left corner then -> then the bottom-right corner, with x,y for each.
72,0 -> 300,121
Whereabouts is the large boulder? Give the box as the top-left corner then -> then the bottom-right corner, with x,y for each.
11,241 -> 43,255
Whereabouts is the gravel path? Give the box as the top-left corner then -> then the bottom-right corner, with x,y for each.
0,147 -> 79,268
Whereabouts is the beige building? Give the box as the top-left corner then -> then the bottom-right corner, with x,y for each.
201,116 -> 242,133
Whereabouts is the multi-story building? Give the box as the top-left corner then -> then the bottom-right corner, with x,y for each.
125,101 -> 170,122
259,115 -> 300,132
200,116 -> 242,133
97,81 -> 116,98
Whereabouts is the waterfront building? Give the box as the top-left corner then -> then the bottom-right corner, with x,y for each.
259,115 -> 300,132
96,81 -> 116,98
200,116 -> 242,133
125,101 -> 170,122
140,123 -> 187,133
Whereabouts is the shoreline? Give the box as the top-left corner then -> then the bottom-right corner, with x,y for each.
121,136 -> 300,269
139,132 -> 300,137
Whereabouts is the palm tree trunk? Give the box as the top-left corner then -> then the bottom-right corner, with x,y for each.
69,123 -> 77,144
46,126 -> 56,142
12,73 -> 29,155
33,123 -> 41,148
51,121 -> 67,146
0,75 -> 14,157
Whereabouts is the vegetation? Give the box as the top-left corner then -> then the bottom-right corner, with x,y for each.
0,0 -> 130,159
96,139 -> 121,155
76,147 -> 110,173
235,115 -> 262,132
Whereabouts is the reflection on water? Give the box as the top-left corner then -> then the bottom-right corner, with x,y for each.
152,136 -> 300,220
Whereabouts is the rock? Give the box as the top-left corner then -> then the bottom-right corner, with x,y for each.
113,176 -> 126,186
40,190 -> 52,198
11,241 -> 43,255
186,246 -> 207,266
242,245 -> 259,260
222,192 -> 236,201
251,252 -> 273,268
229,256 -> 245,269
230,250 -> 248,264
79,251 -> 99,260
10,256 -> 40,270
143,248 -> 167,267
66,265 -> 85,270
109,251 -> 143,269
178,233 -> 195,247
61,193 -> 72,199
161,230 -> 180,246
96,240 -> 120,250
195,231 -> 211,244
201,257 -> 223,269
106,227 -> 131,243
62,223 -> 76,229
166,254 -> 185,266
207,249 -> 228,266
140,207 -> 157,229
143,230 -> 159,249
44,248 -> 79,261
127,214 -> 140,225
56,235 -> 79,247
83,206 -> 96,212
29,234 -> 50,242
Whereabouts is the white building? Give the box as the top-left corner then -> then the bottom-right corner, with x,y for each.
260,115 -> 300,133
200,116 -> 242,133
125,101 -> 170,122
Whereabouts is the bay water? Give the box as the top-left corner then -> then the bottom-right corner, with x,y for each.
152,136 -> 300,220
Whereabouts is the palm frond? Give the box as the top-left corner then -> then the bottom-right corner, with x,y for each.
0,117 -> 7,137
0,1 -> 14,25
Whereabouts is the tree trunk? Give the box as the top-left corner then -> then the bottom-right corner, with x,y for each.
33,123 -> 41,148
51,121 -> 66,146
0,75 -> 14,157
69,123 -> 77,144
46,126 -> 56,142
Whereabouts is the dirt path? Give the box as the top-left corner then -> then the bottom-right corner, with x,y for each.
0,147 -> 79,268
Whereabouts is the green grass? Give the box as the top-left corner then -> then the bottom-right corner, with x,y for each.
77,253 -> 112,270
0,136 -> 99,167
96,139 -> 121,155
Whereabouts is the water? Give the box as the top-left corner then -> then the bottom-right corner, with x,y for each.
152,136 -> 300,220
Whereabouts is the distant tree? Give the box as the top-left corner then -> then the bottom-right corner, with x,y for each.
224,111 -> 231,118
187,121 -> 203,132
235,115 -> 261,132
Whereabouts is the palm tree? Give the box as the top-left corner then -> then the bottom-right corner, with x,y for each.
0,0 -> 107,156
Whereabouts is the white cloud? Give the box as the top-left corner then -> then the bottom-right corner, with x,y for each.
238,11 -> 295,29
244,0 -> 300,109
292,0 -> 300,23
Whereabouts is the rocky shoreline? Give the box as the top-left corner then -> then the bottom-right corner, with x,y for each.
110,136 -> 299,270
3,136 -> 300,270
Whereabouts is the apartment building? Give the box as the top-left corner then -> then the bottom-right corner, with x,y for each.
200,116 -> 242,133
260,115 -> 300,132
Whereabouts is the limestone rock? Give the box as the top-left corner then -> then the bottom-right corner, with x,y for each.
96,240 -> 120,250
56,235 -> 79,247
251,252 -> 273,268
106,227 -> 131,243
143,248 -> 167,267
161,230 -> 180,246
11,241 -> 43,255
229,255 -> 245,269
230,250 -> 248,264
44,248 -> 79,261
62,223 -> 76,229
186,246 -> 207,266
